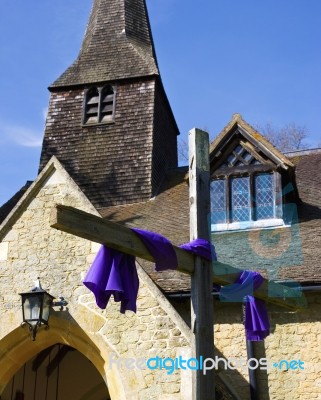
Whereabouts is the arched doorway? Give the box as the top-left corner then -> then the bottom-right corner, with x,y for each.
1,344 -> 110,400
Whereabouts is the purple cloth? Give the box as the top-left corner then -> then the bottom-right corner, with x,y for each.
83,246 -> 139,313
180,238 -> 217,262
244,296 -> 270,341
84,232 -> 269,340
132,228 -> 178,271
83,229 -> 179,312
220,271 -> 270,341
133,231 -> 216,271
219,270 -> 263,302
83,230 -> 215,313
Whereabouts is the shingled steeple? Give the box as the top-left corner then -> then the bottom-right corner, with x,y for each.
51,0 -> 159,87
40,0 -> 179,209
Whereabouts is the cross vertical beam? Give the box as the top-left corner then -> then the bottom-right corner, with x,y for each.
189,128 -> 215,399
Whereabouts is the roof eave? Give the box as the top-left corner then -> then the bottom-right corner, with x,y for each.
210,113 -> 294,171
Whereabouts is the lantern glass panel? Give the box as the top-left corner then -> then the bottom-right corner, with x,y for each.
22,297 -> 32,321
42,293 -> 53,323
22,294 -> 42,326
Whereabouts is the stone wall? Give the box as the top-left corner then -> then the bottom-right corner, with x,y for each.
256,295 -> 321,400
171,293 -> 321,400
0,163 -> 191,400
214,296 -> 321,400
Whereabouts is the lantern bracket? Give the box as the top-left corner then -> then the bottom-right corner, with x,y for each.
53,297 -> 68,311
21,320 -> 49,341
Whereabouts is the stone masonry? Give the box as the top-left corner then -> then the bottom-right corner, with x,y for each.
0,160 -> 190,399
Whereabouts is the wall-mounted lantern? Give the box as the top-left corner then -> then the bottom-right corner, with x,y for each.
20,279 -> 68,341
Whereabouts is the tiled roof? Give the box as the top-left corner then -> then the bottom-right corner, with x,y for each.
100,167 -> 192,292
280,151 -> 321,283
99,151 -> 321,292
0,181 -> 33,224
51,0 -> 158,88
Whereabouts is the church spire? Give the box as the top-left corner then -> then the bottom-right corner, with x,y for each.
40,0 -> 178,209
51,0 -> 158,87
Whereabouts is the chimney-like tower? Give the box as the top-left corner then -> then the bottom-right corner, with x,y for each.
39,0 -> 179,208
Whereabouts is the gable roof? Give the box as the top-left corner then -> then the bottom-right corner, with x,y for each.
0,157 -> 99,241
100,131 -> 321,291
210,113 -> 294,172
51,0 -> 158,88
0,181 -> 33,224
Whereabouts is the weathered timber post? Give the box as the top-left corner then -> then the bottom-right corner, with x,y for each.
189,128 -> 215,399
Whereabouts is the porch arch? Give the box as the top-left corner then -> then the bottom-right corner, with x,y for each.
0,314 -> 126,399
2,344 -> 109,400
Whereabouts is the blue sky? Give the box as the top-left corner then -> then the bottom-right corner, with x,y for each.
1,0 -> 321,206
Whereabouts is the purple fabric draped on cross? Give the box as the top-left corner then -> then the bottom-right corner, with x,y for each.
219,270 -> 270,341
132,228 -> 178,271
83,246 -> 139,313
83,229 -> 216,313
180,238 -> 217,262
83,228 -> 269,342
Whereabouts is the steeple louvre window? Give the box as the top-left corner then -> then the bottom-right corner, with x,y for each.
84,88 -> 99,124
100,86 -> 115,122
84,85 -> 115,124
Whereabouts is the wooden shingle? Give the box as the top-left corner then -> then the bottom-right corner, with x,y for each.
51,0 -> 159,88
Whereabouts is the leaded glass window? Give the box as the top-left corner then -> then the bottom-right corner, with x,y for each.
210,180 -> 226,224
210,172 -> 278,228
254,174 -> 274,219
231,177 -> 250,222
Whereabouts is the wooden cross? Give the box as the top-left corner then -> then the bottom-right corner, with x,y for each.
188,129 -> 215,398
50,129 -> 306,400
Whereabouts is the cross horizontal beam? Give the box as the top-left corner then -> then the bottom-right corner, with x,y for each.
50,204 -> 306,310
